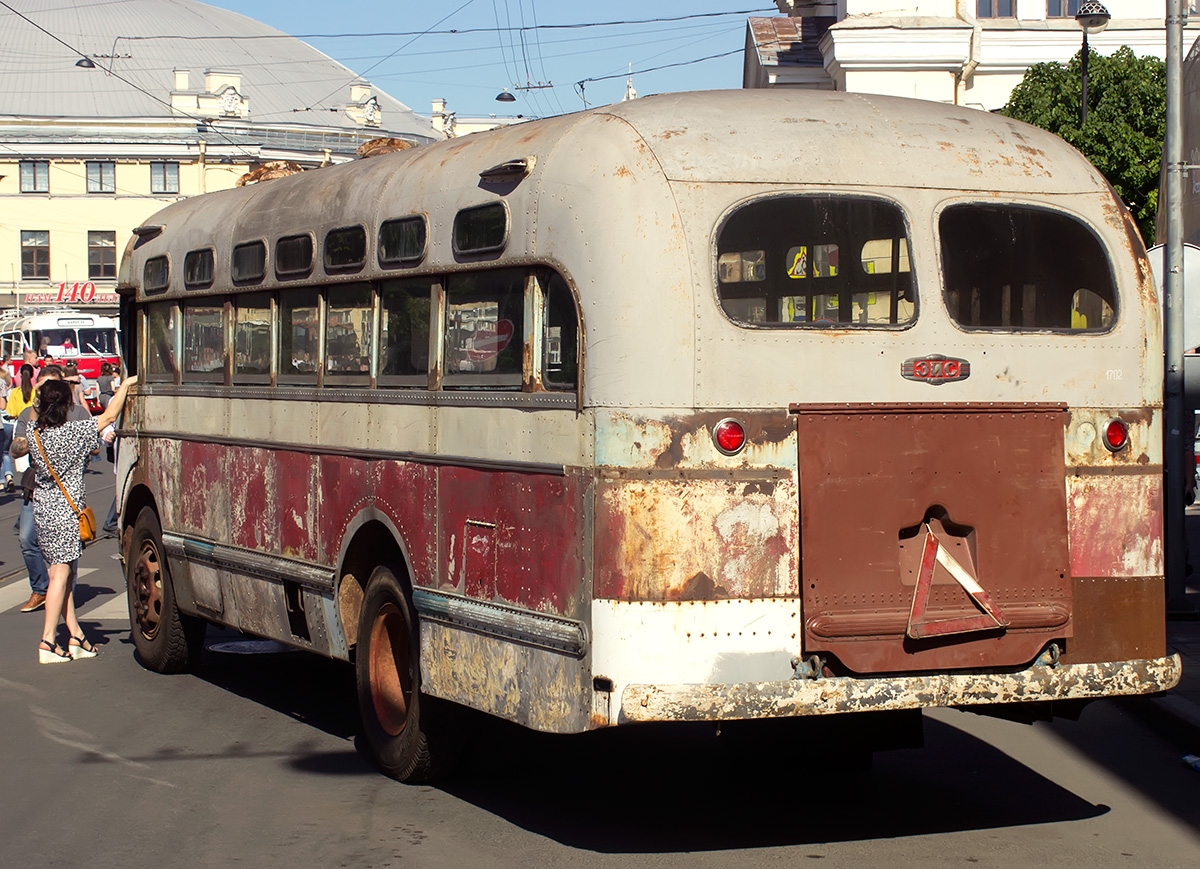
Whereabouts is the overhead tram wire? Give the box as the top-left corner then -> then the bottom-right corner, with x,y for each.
575,47 -> 742,105
301,0 -> 478,115
492,0 -> 516,95
516,0 -> 555,118
97,9 -> 777,42
528,0 -> 565,115
0,0 -> 259,160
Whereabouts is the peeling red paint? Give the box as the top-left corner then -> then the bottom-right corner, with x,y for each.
1067,473 -> 1163,577
437,467 -> 586,617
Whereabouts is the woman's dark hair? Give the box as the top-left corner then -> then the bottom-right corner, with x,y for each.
18,363 -> 34,402
36,379 -> 73,429
100,362 -> 114,376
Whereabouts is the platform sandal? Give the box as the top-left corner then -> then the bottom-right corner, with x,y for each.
68,635 -> 98,660
39,639 -> 71,664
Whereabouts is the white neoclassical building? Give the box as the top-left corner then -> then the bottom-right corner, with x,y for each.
746,1 -> 1198,111
0,0 -> 437,314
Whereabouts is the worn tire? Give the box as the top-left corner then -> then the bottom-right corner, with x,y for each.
355,564 -> 439,783
126,506 -> 205,673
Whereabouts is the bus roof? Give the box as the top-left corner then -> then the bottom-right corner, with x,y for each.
124,89 -> 1108,296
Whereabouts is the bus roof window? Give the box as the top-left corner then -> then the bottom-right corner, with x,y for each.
379,216 -> 426,266
940,204 -> 1116,331
144,255 -> 169,294
453,203 -> 507,256
717,196 -> 915,328
325,226 -> 367,272
232,241 -> 266,284
184,249 -> 215,289
276,234 -> 314,279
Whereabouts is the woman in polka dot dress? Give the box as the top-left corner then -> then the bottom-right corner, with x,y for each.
30,375 -> 138,663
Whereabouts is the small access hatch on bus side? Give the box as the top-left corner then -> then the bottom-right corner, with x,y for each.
793,403 -> 1072,674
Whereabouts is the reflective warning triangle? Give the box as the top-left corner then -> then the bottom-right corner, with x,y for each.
906,522 -> 1007,640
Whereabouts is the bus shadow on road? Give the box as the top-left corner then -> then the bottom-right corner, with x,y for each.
441,712 -> 1108,852
180,639 -> 1111,851
189,634 -> 361,744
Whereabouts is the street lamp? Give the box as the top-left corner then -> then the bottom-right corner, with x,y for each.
495,89 -> 516,103
1075,1 -> 1111,125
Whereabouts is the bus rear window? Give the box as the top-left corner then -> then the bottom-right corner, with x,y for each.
717,196 -> 915,327
940,204 -> 1116,331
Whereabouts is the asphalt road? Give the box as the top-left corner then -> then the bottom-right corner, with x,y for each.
0,463 -> 1197,867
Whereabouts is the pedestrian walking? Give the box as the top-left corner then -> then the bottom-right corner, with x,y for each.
3,363 -> 38,494
23,374 -> 137,662
96,362 -> 119,410
9,365 -> 84,613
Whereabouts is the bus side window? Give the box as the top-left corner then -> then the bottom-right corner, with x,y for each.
233,292 -> 272,382
278,288 -> 320,383
324,283 -> 373,384
145,301 -> 179,383
379,279 -> 433,387
443,268 -> 524,391
182,301 -> 225,383
541,272 -> 578,391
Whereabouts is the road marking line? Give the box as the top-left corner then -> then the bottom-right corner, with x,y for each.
0,567 -> 100,613
83,594 -> 129,622
0,577 -> 32,612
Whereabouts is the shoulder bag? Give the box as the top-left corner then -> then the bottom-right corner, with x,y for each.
33,427 -> 96,543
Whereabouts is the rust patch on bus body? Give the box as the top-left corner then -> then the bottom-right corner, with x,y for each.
594,476 -> 798,600
620,654 -> 1181,723
594,411 -> 798,601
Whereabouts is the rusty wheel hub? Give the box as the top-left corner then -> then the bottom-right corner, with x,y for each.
368,602 -> 412,737
134,541 -> 164,640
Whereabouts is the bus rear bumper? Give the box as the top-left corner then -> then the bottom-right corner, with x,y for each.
619,654 -> 1182,723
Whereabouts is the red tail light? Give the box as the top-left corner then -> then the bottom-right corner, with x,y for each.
713,418 -> 747,456
1103,418 -> 1129,452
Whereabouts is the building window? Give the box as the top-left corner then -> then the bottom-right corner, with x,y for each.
21,231 -> 50,279
1046,0 -> 1081,16
88,231 -> 117,280
86,161 -> 115,193
977,0 -> 1015,17
20,161 -> 48,193
151,162 -> 180,194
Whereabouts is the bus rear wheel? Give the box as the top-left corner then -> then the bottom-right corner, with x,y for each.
355,565 -> 438,783
126,506 -> 204,673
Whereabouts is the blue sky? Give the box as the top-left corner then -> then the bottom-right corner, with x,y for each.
208,1 -> 778,119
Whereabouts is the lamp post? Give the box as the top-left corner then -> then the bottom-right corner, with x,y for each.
1075,2 -> 1111,125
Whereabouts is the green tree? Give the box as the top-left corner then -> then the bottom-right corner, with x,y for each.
1001,46 -> 1165,245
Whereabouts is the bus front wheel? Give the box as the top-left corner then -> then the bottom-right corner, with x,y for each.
126,506 -> 205,673
355,565 -> 438,783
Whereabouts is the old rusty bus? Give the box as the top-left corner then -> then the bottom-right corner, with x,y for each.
116,89 -> 1179,782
